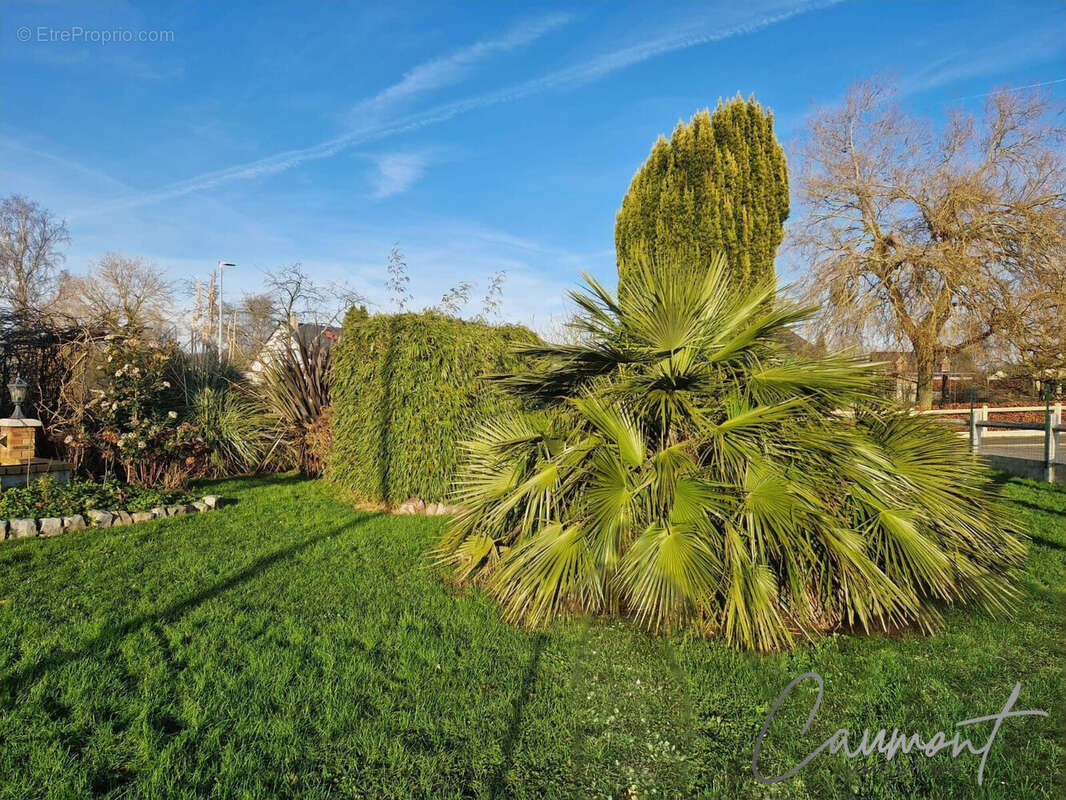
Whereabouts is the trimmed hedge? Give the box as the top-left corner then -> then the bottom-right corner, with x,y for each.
328,309 -> 536,504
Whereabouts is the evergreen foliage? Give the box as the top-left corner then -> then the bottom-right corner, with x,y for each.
329,309 -> 537,504
615,96 -> 789,293
437,254 -> 1023,652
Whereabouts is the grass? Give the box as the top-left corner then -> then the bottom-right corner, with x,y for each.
0,473 -> 1061,799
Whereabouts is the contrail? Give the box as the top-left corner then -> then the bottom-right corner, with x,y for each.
955,76 -> 1066,100
73,1 -> 844,218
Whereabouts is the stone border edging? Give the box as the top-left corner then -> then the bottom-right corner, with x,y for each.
394,498 -> 461,516
1,494 -> 224,541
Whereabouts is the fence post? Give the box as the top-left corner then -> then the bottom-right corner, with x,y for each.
1046,385 -> 1055,479
968,387 -> 976,452
975,404 -> 987,453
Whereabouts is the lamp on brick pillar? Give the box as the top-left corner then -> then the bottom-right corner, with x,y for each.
8,375 -> 27,419
0,375 -> 41,467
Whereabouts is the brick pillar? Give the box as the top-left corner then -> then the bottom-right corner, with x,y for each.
0,418 -> 41,465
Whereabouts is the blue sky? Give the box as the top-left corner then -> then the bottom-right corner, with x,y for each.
2,0 -> 1064,330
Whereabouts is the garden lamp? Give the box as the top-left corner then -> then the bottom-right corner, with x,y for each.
7,375 -> 28,419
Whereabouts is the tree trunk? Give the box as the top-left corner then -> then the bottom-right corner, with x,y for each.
914,355 -> 935,410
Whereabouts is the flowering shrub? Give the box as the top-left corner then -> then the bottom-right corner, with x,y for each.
60,333 -> 207,488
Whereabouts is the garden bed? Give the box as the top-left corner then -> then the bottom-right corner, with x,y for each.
0,475 -> 193,519
0,476 -> 222,541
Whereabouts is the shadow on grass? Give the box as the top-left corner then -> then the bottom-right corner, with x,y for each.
1005,496 -> 1066,516
1030,535 -> 1066,553
192,471 -> 312,494
0,512 -> 380,706
488,632 -> 547,800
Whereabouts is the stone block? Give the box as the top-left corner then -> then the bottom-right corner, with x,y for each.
192,501 -> 208,512
112,510 -> 133,527
0,520 -> 7,540
396,497 -> 426,515
202,495 -> 221,509
38,517 -> 63,537
167,505 -> 188,516
10,518 -> 37,538
132,511 -> 154,524
87,509 -> 113,528
151,506 -> 168,518
63,515 -> 86,531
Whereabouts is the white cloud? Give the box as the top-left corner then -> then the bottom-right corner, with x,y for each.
901,27 -> 1064,98
369,152 -> 428,199
350,12 -> 573,121
69,1 -> 843,217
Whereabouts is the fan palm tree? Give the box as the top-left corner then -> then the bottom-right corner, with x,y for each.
436,253 -> 1024,651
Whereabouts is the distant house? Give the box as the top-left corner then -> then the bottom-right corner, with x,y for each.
867,350 -> 979,403
246,317 -> 341,381
777,329 -> 824,357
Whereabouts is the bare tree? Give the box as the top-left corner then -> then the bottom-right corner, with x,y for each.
238,293 -> 280,350
1014,264 -> 1066,382
0,195 -> 70,315
264,263 -> 326,325
60,253 -> 174,332
259,262 -> 362,327
792,80 -> 1066,407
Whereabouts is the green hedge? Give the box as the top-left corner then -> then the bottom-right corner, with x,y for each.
328,309 -> 536,504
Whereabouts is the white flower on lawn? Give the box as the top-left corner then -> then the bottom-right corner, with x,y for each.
137,441 -> 146,449
168,411 -> 178,419
162,381 -> 171,388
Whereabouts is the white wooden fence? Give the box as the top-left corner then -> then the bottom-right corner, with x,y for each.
922,403 -> 1065,482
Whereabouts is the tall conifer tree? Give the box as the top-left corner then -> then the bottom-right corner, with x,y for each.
615,96 -> 789,293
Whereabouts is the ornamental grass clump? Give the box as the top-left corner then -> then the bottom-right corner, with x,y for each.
436,254 -> 1025,652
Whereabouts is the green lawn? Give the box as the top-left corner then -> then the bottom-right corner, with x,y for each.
0,474 -> 1062,799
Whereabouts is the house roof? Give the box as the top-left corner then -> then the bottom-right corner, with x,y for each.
776,328 -> 823,356
245,320 -> 342,377
293,322 -> 341,341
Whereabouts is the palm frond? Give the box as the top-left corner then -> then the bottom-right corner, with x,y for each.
439,249 -> 1024,651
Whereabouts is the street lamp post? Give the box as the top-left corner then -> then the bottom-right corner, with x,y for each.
217,261 -> 236,363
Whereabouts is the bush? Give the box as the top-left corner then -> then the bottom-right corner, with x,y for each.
52,334 -> 278,486
436,254 -> 1024,652
0,476 -> 192,519
54,332 -> 203,489
175,355 -> 274,477
256,326 -> 333,476
329,309 -> 537,504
